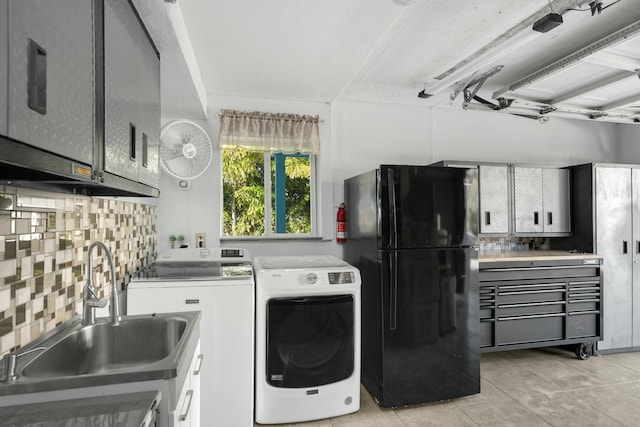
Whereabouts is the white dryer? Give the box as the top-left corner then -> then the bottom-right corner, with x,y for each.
128,248 -> 254,427
254,255 -> 361,424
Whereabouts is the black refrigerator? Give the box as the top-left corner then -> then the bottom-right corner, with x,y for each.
344,165 -> 480,408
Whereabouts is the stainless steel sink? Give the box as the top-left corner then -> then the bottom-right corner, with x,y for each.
21,316 -> 187,377
0,311 -> 200,396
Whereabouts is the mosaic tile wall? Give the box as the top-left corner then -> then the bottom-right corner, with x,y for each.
0,186 -> 157,356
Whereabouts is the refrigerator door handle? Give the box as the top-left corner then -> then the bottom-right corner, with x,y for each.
387,168 -> 398,248
389,251 -> 398,331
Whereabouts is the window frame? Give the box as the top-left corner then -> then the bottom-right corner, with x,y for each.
221,149 -> 318,240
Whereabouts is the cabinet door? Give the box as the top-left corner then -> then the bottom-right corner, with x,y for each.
596,166 -> 633,350
543,168 -> 571,233
0,0 -> 7,136
513,167 -> 543,233
137,37 -> 160,189
171,342 -> 201,427
8,0 -> 94,165
479,165 -> 509,234
632,169 -> 640,346
104,0 -> 142,183
104,0 -> 159,188
190,342 -> 202,427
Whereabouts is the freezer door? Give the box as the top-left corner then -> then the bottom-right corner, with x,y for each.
380,166 -> 478,249
377,248 -> 480,407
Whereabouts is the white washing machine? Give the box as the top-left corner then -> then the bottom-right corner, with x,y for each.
254,255 -> 361,424
128,248 -> 255,427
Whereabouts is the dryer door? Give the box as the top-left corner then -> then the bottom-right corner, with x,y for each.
266,294 -> 354,388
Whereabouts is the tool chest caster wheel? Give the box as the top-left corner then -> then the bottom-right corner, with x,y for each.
575,342 -> 594,360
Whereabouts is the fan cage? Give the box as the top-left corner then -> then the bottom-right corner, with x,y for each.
160,120 -> 213,180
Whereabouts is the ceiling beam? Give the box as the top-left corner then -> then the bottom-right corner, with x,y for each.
581,50 -> 640,72
549,70 -> 637,104
496,20 -> 640,95
601,93 -> 640,111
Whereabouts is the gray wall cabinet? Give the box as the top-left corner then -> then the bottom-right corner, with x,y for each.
7,0 -> 94,166
0,0 -> 7,136
439,161 -> 571,236
0,0 -> 160,197
104,0 -> 160,189
479,165 -> 510,235
513,167 -> 570,235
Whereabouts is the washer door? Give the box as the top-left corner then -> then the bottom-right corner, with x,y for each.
267,294 -> 354,388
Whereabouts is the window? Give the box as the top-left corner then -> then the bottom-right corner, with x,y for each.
218,110 -> 320,238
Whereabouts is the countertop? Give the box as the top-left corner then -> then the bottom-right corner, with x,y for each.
0,390 -> 160,427
480,250 -> 602,263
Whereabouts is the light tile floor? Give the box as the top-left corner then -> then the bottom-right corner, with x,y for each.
261,347 -> 640,427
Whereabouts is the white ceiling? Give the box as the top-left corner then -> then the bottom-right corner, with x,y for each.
144,0 -> 640,124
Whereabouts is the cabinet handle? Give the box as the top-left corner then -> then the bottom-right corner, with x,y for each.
485,211 -> 491,225
142,133 -> 148,168
547,212 -> 553,225
637,241 -> 640,254
624,241 -> 628,254
389,251 -> 398,331
129,123 -> 136,160
27,39 -> 47,115
179,390 -> 194,421
193,354 -> 204,375
533,211 -> 539,225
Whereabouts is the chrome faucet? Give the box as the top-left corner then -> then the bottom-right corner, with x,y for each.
83,241 -> 121,325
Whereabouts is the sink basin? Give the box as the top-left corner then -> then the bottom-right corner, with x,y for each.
21,316 -> 187,378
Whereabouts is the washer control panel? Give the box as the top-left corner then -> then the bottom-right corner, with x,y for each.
328,271 -> 356,284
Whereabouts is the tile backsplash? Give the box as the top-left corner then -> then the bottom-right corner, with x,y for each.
0,186 -> 157,356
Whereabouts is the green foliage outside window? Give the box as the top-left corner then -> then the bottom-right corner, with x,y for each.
223,149 -> 312,236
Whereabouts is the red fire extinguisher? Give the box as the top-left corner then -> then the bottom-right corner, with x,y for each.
337,203 -> 347,243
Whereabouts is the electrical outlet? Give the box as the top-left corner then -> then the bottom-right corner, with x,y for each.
195,233 -> 207,248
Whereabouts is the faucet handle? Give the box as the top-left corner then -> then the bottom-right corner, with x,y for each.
86,297 -> 108,308
84,284 -> 107,307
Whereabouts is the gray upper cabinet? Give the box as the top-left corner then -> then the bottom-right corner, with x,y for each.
0,0 -> 7,136
542,168 -> 570,234
479,165 -> 510,234
103,0 -> 160,188
513,167 -> 570,235
8,0 -> 94,166
513,167 -> 544,233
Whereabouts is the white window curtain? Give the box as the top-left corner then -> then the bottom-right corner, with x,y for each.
218,109 -> 320,154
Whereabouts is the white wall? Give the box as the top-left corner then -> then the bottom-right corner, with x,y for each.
158,98 -> 625,258
432,107 -> 620,165
158,95 -> 340,258
615,123 -> 640,164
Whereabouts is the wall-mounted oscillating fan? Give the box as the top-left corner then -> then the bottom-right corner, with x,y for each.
159,120 -> 213,183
